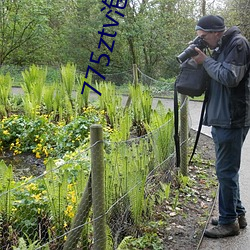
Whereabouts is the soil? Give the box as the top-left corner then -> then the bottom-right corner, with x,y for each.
158,130 -> 217,250
0,152 -> 45,180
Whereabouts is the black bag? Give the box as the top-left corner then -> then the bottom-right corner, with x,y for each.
175,58 -> 208,97
174,58 -> 209,168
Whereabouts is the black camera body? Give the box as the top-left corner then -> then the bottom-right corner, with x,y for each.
176,36 -> 208,63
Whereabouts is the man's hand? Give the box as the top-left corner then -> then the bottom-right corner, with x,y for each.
192,47 -> 207,64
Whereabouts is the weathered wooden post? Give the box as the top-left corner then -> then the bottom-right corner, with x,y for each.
91,124 -> 106,250
133,64 -> 138,86
125,64 -> 138,109
63,175 -> 92,250
180,94 -> 189,176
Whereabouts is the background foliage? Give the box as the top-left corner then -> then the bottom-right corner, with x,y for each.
1,0 -> 249,82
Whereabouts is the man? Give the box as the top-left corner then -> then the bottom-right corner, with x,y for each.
192,15 -> 250,238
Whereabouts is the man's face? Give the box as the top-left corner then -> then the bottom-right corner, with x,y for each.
196,30 -> 222,49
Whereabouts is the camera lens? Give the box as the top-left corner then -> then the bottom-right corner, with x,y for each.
176,45 -> 198,63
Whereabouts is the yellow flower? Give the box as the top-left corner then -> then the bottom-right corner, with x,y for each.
42,147 -> 49,157
65,205 -> 74,218
32,193 -> 42,201
3,130 -> 9,135
71,195 -> 76,204
10,143 -> 14,150
26,183 -> 37,191
12,207 -> 17,212
36,152 -> 41,159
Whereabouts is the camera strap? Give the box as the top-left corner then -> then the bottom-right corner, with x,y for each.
189,91 -> 208,164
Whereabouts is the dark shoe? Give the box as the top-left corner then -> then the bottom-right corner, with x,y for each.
211,214 -> 247,229
238,215 -> 247,228
204,222 -> 240,238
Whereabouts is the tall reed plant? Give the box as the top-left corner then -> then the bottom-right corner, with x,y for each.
75,73 -> 92,115
97,81 -> 122,128
43,84 -> 55,114
43,159 -> 68,230
105,137 -> 153,226
145,100 -> 175,164
61,63 -> 76,103
129,84 -> 153,133
21,65 -> 47,118
0,73 -> 12,117
0,161 -> 14,222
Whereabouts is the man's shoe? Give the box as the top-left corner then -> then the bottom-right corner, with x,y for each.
204,222 -> 240,238
238,215 -> 247,228
211,214 -> 247,229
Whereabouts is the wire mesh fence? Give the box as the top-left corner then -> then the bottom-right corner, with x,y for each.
0,114 -> 191,249
0,64 -> 191,249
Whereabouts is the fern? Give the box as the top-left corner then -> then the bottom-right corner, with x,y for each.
0,160 -> 14,222
43,159 -> 68,228
43,84 -> 55,114
61,63 -> 76,101
21,65 -> 47,118
0,73 -> 12,115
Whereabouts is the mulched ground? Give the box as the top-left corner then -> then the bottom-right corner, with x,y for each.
158,130 -> 217,250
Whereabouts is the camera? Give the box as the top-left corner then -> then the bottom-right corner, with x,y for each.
176,36 -> 208,63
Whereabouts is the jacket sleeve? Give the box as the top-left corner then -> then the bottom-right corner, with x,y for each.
203,38 -> 250,88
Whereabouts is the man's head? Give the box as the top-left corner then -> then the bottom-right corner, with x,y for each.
195,15 -> 225,49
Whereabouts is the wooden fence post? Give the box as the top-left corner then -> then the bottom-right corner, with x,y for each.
91,124 -> 106,250
133,64 -> 138,86
125,64 -> 138,110
180,94 -> 188,176
63,175 -> 92,250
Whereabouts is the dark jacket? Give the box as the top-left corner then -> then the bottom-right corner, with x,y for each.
203,26 -> 250,128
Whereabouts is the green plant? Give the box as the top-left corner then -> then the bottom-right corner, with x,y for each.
0,108 -> 104,158
43,159 -> 69,223
21,65 -> 47,118
76,73 -> 92,112
145,100 -> 174,163
60,63 -> 76,102
97,81 -> 122,128
178,173 -> 191,189
109,109 -> 132,141
43,84 -> 55,114
12,176 -> 49,241
0,73 -> 12,117
0,161 -> 15,222
117,233 -> 163,250
51,81 -> 74,122
129,84 -> 153,127
13,237 -> 41,250
105,136 -> 153,232
157,182 -> 171,204
172,190 -> 180,210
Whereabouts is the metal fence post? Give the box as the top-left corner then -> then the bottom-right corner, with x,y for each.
180,94 -> 189,176
91,124 -> 106,250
